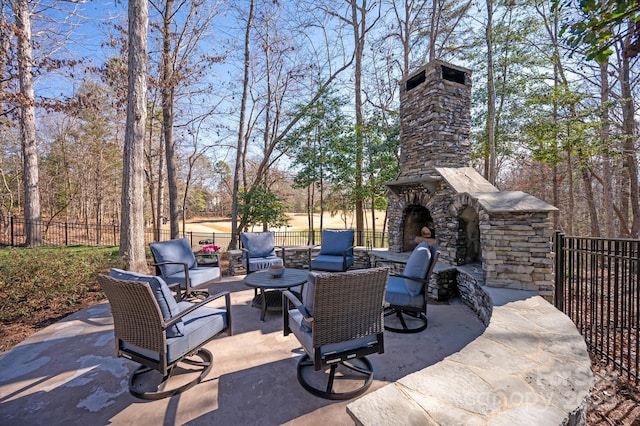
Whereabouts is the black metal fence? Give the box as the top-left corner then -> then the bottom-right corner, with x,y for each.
555,232 -> 639,383
0,217 -> 389,250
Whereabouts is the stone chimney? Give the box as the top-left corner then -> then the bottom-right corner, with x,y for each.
398,61 -> 472,178
386,60 -> 558,300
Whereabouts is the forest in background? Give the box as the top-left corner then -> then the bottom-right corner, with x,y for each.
1,0 -> 639,246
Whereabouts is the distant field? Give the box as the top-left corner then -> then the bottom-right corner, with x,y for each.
175,211 -> 387,234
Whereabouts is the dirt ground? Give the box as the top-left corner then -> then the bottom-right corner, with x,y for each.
588,358 -> 640,425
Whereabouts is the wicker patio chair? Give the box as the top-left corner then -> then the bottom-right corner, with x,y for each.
98,269 -> 232,400
282,267 -> 389,400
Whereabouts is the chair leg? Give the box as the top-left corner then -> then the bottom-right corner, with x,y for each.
184,288 -> 210,301
128,348 -> 213,400
384,308 -> 428,333
296,354 -> 374,400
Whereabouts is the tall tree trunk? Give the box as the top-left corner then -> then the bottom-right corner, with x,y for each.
231,0 -> 255,249
156,133 -> 165,240
262,18 -> 272,233
620,31 -> 640,237
599,60 -> 615,237
429,0 -> 438,61
120,0 -> 148,272
552,61 -> 560,230
146,93 -> 161,241
580,161 -> 600,236
351,0 -> 365,246
160,0 -> 180,239
13,0 -> 42,246
566,139 -> 574,234
484,0 -> 497,185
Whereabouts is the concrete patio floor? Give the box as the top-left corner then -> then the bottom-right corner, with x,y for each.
0,275 -> 485,425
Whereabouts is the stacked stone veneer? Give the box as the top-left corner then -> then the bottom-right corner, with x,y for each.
398,61 -> 472,175
388,60 -> 472,256
387,60 -> 558,299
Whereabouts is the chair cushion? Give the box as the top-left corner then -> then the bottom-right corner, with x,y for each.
244,255 -> 283,272
297,272 -> 318,331
109,268 -> 184,337
319,229 -> 354,256
150,238 -> 197,278
163,266 -> 221,290
288,309 -> 379,357
241,232 -> 276,258
403,242 -> 432,296
310,254 -> 354,272
123,302 -> 227,364
385,276 -> 424,308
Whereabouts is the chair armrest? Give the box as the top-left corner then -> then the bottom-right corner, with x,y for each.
240,248 -> 250,266
152,260 -> 190,300
152,260 -> 189,273
341,245 -> 355,256
282,289 -> 312,336
165,291 -> 232,334
282,290 -> 312,320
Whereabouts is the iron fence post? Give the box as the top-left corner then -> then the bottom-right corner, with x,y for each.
554,231 -> 565,309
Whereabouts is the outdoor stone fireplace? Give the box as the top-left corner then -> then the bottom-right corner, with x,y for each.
385,60 -> 558,299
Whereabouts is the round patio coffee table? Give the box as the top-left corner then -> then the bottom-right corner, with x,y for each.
244,268 -> 308,322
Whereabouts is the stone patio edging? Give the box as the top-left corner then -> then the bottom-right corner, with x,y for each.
227,245 -> 593,424
346,272 -> 594,425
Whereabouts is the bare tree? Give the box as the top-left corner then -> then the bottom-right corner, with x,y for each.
484,0 -> 497,185
148,0 -> 223,240
325,0 -> 381,245
120,0 -> 148,272
10,0 -> 42,246
230,0 -> 255,249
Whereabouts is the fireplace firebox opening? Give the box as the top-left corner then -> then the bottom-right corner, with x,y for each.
457,206 -> 480,265
402,205 -> 434,252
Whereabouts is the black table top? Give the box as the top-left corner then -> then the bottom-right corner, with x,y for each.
243,268 -> 308,290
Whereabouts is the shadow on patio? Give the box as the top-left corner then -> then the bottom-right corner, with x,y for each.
0,275 -> 485,425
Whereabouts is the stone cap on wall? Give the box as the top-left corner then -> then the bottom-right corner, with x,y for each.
435,166 -> 499,193
434,166 -> 558,213
472,190 -> 559,213
347,286 -> 593,425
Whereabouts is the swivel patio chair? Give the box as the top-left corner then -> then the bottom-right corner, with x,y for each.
150,237 -> 221,300
309,229 -> 355,272
98,269 -> 232,400
240,231 -> 285,274
282,267 -> 389,400
381,242 -> 440,333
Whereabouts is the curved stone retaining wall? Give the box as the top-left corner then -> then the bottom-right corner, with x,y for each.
346,271 -> 594,425
228,245 -> 593,424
